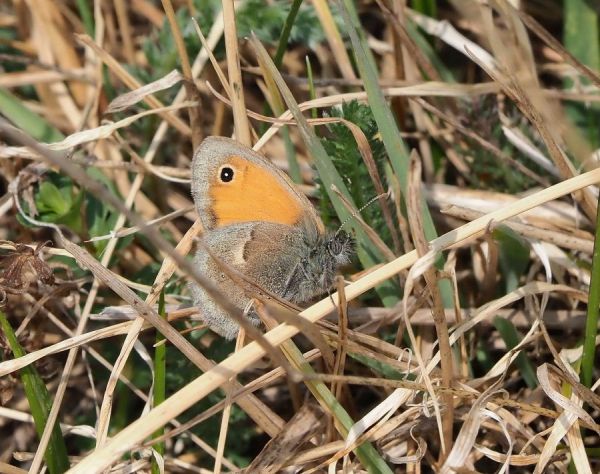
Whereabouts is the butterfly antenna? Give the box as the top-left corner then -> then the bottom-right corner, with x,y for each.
335,190 -> 391,236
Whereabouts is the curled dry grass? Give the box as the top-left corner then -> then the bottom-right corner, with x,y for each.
0,1 -> 599,473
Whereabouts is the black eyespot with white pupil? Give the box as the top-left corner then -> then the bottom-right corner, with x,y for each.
219,166 -> 235,183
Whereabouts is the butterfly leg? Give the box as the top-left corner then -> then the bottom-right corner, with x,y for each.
243,298 -> 255,317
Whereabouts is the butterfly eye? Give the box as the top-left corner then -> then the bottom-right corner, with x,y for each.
219,166 -> 235,183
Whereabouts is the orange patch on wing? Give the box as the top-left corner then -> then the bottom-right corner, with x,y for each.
210,155 -> 304,227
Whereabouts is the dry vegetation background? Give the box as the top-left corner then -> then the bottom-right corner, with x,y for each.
0,0 -> 600,472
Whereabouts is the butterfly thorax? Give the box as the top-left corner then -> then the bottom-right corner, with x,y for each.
213,220 -> 347,301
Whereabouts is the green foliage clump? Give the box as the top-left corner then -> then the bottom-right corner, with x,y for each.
138,0 -> 325,89
18,171 -> 130,257
460,97 -> 548,194
237,0 -> 324,48
318,100 -> 393,247
139,0 -> 221,88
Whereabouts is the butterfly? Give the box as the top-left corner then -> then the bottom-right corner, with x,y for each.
189,136 -> 354,339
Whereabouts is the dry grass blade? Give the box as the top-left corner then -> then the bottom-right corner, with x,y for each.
469,7 -> 598,221
312,0 -> 356,80
517,8 -> 600,88
105,70 -> 183,113
442,205 -> 593,253
160,0 -> 202,147
406,150 -> 454,457
414,97 -> 550,187
44,102 -> 196,149
221,0 -> 251,145
440,380 -> 504,474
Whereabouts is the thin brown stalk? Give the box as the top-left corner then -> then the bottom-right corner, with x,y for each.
312,0 -> 356,80
221,0 -> 251,145
213,330 -> 246,474
161,0 -> 202,147
376,0 -> 440,82
327,276 -> 350,442
113,0 -> 135,63
444,252 -> 469,380
406,150 -> 454,459
332,276 -> 349,401
516,9 -> 600,89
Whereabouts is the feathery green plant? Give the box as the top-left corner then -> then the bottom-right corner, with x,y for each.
318,101 -> 393,247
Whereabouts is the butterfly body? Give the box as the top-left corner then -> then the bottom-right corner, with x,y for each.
190,137 -> 353,339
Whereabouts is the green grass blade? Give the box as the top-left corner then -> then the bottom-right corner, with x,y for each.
259,64 -> 302,182
493,317 -> 538,389
340,0 -> 377,71
581,191 -> 600,388
283,337 -> 393,473
564,0 -> 599,80
273,0 -> 304,68
252,34 -> 400,307
0,88 -> 64,143
75,0 -> 95,36
151,291 -> 167,474
336,0 -> 412,222
252,37 -> 392,472
305,55 -> 317,119
258,0 -> 304,183
563,0 -> 600,388
337,0 -> 453,307
0,311 -> 70,474
280,128 -> 302,183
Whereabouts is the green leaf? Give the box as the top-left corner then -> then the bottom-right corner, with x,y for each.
0,311 -> 70,473
564,0 -> 599,72
34,177 -> 84,234
273,0 -> 304,67
319,101 -> 393,246
237,0 -> 325,48
411,0 -> 437,16
0,88 -> 64,143
37,182 -> 72,216
476,340 -> 495,374
75,0 -> 95,36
